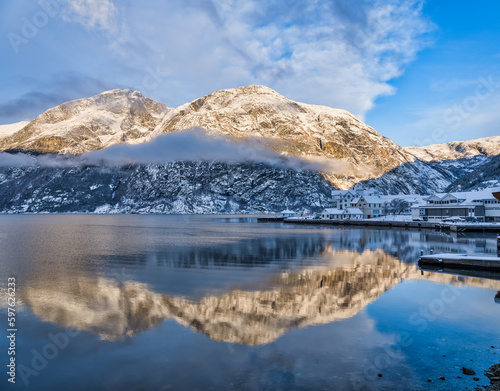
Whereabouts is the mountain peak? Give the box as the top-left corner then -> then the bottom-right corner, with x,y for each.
0,89 -> 169,154
234,84 -> 282,94
157,85 -> 411,188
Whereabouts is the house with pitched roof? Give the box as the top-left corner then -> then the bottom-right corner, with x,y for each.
416,188 -> 500,222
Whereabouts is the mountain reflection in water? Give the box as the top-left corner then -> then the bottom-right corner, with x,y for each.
21,249 -> 500,345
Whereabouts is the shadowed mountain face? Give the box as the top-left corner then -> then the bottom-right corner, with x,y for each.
357,155 -> 492,194
21,249 -> 500,345
0,161 -> 334,213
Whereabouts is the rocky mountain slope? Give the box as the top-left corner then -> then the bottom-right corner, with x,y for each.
405,136 -> 500,161
0,161 -> 334,213
0,86 -> 498,197
361,135 -> 500,194
0,86 -> 413,189
358,155 -> 492,194
445,154 -> 500,192
0,89 -> 169,154
154,85 -> 413,188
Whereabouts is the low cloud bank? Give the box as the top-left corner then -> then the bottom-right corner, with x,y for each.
0,129 -> 354,174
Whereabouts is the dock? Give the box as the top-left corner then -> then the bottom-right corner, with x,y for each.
271,218 -> 500,232
449,223 -> 500,233
257,216 -> 284,222
418,253 -> 500,271
419,264 -> 500,281
282,218 -> 441,230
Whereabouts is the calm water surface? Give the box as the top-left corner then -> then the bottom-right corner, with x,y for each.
0,215 -> 499,391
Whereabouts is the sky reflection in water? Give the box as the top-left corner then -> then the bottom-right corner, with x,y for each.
0,215 -> 499,391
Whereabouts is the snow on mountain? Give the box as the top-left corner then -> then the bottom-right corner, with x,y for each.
405,136 -> 500,161
155,85 -> 413,189
0,161 -> 334,214
0,89 -> 169,154
0,85 -> 498,198
0,85 -> 415,189
0,121 -> 30,139
358,155 -> 491,194
445,154 -> 500,192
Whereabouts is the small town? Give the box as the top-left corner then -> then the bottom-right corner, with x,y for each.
274,187 -> 500,224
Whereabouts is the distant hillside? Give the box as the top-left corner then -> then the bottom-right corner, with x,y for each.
404,136 -> 500,161
0,161 -> 334,214
445,154 -> 500,192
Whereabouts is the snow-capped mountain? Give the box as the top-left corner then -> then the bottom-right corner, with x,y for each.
358,155 -> 492,194
155,85 -> 413,188
404,136 -> 500,161
0,89 -> 169,154
0,85 -> 498,202
0,120 -> 30,138
360,136 -> 500,194
0,86 -> 413,189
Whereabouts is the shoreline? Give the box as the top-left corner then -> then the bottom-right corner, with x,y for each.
480,362 -> 500,390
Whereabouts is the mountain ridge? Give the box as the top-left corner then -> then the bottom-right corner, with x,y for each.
404,136 -> 500,161
0,85 -> 498,194
0,85 -> 414,189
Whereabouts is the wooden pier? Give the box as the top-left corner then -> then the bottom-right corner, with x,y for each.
418,253 -> 500,272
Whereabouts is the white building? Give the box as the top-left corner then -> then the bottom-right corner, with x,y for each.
320,207 -> 364,220
343,208 -> 364,220
280,210 -> 296,218
350,196 -> 384,218
415,188 -> 500,222
321,208 -> 344,220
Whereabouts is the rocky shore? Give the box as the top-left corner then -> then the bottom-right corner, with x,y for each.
476,363 -> 500,391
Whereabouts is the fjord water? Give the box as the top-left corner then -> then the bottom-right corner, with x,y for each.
1,215 -> 499,391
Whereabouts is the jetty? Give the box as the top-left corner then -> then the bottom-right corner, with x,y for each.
419,264 -> 500,281
257,217 -> 500,232
257,216 -> 284,222
418,253 -> 500,272
281,218 -> 439,229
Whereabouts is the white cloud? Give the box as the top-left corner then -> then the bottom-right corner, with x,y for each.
56,0 -> 434,118
60,0 -> 117,33
188,0 -> 434,117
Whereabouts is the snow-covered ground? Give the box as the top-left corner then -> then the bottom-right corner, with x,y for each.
0,121 -> 29,138
369,215 -> 413,222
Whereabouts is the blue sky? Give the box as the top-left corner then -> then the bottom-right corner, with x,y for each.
0,0 -> 499,146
